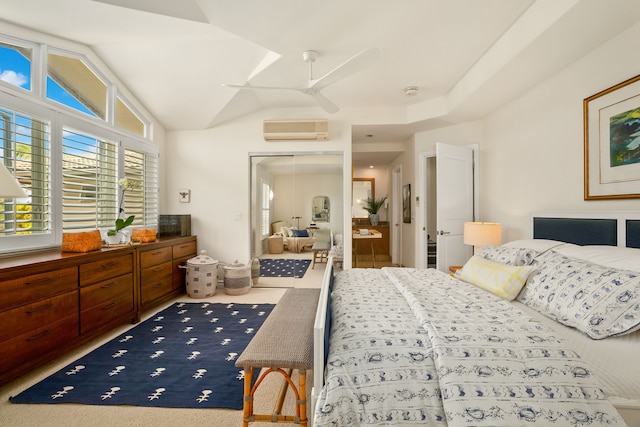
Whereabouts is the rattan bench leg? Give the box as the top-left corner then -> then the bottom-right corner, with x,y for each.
241,367 -> 308,426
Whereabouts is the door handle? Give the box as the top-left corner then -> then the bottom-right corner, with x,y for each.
438,230 -> 450,235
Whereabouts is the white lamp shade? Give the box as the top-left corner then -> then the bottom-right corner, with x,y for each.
463,222 -> 502,248
0,162 -> 27,198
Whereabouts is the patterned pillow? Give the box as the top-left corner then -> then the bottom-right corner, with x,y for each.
478,245 -> 538,266
517,250 -> 640,339
455,255 -> 535,301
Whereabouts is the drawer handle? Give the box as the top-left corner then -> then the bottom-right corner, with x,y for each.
152,251 -> 164,255
26,277 -> 52,285
27,329 -> 53,341
178,244 -> 189,249
26,303 -> 53,314
153,283 -> 163,289
152,267 -> 164,272
101,281 -> 118,289
102,302 -> 117,310
101,261 -> 118,268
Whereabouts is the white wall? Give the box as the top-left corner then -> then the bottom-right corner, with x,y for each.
163,109 -> 352,265
481,19 -> 640,243
272,173 -> 343,235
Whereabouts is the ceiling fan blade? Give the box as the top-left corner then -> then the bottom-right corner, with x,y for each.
222,83 -> 301,91
309,47 -> 380,90
309,92 -> 340,113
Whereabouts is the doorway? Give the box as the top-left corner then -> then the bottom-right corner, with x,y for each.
418,143 -> 478,271
249,153 -> 343,287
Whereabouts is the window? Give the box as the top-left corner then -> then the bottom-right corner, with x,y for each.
261,181 -> 271,237
61,128 -> 117,230
0,107 -> 51,237
117,96 -> 146,137
47,50 -> 107,119
0,33 -> 157,254
0,41 -> 32,91
124,147 -> 158,228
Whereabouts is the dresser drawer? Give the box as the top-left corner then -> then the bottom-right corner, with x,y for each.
80,254 -> 133,287
0,267 -> 78,312
80,273 -> 134,311
173,240 -> 196,259
140,247 -> 172,268
0,291 -> 78,343
140,276 -> 173,306
1,315 -> 79,375
80,289 -> 135,335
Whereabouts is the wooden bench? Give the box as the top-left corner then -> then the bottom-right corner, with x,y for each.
236,288 -> 320,427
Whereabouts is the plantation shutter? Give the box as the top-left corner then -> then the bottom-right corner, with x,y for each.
124,147 -> 158,227
0,107 -> 51,236
61,128 -> 117,230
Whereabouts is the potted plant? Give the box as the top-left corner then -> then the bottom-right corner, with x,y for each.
105,178 -> 137,244
363,196 -> 387,226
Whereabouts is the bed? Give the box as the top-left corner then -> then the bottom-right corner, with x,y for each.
312,212 -> 640,426
271,220 -> 315,253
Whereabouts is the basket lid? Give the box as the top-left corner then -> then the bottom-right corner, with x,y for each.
224,259 -> 247,270
187,250 -> 217,265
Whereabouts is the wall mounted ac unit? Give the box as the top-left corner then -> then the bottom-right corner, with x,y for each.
263,119 -> 329,141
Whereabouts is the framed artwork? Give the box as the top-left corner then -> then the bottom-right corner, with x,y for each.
584,73 -> 640,200
402,184 -> 411,223
178,188 -> 191,203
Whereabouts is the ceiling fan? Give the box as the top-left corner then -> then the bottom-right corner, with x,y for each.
222,47 -> 380,113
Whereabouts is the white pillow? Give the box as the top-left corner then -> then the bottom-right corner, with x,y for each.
502,239 -> 568,253
517,250 -> 640,339
455,255 -> 536,301
553,245 -> 640,272
478,245 -> 538,266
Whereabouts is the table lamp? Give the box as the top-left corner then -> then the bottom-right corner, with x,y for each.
0,162 -> 27,198
464,222 -> 501,254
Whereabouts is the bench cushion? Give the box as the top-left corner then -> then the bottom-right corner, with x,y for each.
236,288 -> 320,370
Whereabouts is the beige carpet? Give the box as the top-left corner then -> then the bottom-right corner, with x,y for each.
1,285 -> 320,427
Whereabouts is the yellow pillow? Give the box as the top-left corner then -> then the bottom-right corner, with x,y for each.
455,255 -> 535,301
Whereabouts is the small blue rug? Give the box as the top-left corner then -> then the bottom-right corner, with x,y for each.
259,258 -> 311,278
10,302 -> 274,409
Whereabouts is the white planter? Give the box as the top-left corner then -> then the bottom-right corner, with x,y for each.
105,232 -> 123,245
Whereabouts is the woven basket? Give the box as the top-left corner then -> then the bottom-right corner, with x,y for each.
61,230 -> 102,253
131,228 -> 157,243
185,250 -> 218,298
224,260 -> 251,295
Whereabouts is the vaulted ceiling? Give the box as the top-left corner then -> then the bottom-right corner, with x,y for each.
2,0 -> 640,153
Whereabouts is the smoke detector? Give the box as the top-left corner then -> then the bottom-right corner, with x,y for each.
404,86 -> 418,96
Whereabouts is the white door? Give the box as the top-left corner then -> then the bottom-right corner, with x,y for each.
435,143 -> 474,271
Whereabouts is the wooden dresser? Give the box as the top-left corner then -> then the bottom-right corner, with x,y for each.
0,235 -> 197,386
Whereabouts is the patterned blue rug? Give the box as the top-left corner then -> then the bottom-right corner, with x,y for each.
259,258 -> 311,278
10,302 -> 274,409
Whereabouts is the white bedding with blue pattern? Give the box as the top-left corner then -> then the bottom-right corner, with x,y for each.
314,267 -> 626,426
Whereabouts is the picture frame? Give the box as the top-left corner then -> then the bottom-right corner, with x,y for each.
402,184 -> 411,223
178,188 -> 191,203
584,73 -> 640,200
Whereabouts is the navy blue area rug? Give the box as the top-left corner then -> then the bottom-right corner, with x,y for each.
259,258 -> 311,278
10,302 -> 274,409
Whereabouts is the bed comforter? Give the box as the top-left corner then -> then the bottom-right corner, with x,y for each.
314,267 -> 626,426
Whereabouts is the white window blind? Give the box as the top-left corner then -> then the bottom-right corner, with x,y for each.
124,147 -> 158,227
261,181 -> 270,237
61,128 -> 117,230
0,107 -> 51,236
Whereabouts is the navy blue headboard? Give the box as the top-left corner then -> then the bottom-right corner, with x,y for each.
627,220 -> 640,249
533,217 -> 618,246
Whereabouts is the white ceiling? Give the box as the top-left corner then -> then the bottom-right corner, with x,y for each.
2,0 -> 640,168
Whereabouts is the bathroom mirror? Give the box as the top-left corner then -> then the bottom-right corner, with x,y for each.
312,195 -> 330,222
352,178 -> 374,218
